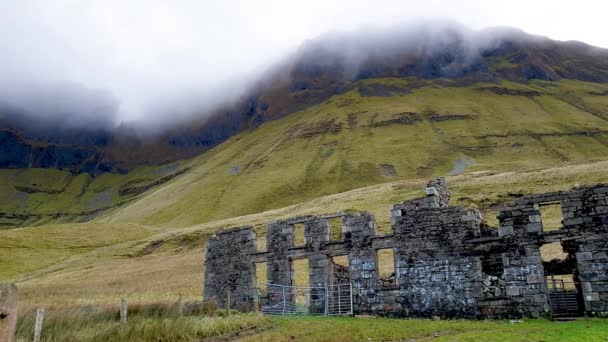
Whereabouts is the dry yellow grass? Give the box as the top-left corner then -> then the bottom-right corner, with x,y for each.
17,250 -> 203,312
6,159 -> 608,311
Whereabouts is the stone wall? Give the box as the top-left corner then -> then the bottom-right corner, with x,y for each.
395,257 -> 482,317
0,283 -> 17,342
203,179 -> 608,318
577,239 -> 608,313
203,227 -> 256,310
495,184 -> 608,316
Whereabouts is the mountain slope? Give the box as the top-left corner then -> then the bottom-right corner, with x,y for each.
2,26 -> 608,229
0,162 -> 189,228
2,26 -> 608,174
2,77 -> 608,229
98,78 -> 608,227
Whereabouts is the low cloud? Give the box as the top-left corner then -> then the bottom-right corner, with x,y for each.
0,1 -> 604,137
291,21 -> 530,80
0,80 -> 119,130
0,19 -> 533,136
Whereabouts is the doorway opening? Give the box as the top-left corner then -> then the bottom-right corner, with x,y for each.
291,258 -> 310,307
540,241 -> 584,318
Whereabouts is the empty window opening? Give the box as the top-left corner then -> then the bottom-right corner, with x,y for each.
254,262 -> 268,292
253,224 -> 267,252
332,255 -> 349,267
330,255 -> 350,285
540,202 -> 564,232
329,217 -> 342,241
540,242 -> 568,262
481,209 -> 500,229
372,216 -> 388,236
377,248 -> 396,284
291,258 -> 310,288
293,223 -> 305,246
291,258 -> 310,306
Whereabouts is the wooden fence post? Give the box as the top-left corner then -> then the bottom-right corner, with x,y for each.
120,298 -> 127,323
0,283 -> 18,342
226,290 -> 231,316
33,308 -> 44,342
176,295 -> 183,316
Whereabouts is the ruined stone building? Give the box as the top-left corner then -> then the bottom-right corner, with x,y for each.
204,178 -> 608,318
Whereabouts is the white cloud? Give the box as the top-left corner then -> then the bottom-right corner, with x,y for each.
0,0 -> 606,123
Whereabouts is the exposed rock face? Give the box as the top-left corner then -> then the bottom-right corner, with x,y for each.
0,130 -> 112,172
204,178 -> 608,318
0,283 -> 17,342
0,131 -> 31,168
476,86 -> 542,96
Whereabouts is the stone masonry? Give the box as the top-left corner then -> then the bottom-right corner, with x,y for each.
204,178 -> 608,318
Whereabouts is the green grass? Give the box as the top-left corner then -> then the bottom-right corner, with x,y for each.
92,79 -> 608,228
486,56 -> 519,70
241,316 -> 608,342
0,162 -> 186,228
3,79 -> 608,230
15,306 -> 268,342
12,306 -> 608,341
0,222 -> 165,280
2,159 -> 606,310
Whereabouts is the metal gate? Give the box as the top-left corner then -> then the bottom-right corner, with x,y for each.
256,282 -> 353,316
547,276 -> 584,318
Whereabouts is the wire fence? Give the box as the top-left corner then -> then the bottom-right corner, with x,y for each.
256,282 -> 353,316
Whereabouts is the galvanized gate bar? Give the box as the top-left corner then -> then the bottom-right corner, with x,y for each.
258,282 -> 353,316
547,276 -> 584,318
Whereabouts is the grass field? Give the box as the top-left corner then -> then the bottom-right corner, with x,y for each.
14,311 -> 608,341
0,162 -> 188,228
243,316 -> 608,342
15,308 -> 269,342
7,161 -> 607,341
3,158 -> 607,313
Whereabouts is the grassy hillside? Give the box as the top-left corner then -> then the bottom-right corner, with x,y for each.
2,78 -> 608,230
0,162 -> 188,228
3,159 -> 607,310
100,78 -> 608,227
0,222 -> 164,280
3,159 -> 608,341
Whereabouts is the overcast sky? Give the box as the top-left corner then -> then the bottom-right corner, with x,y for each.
1,0 -> 606,124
